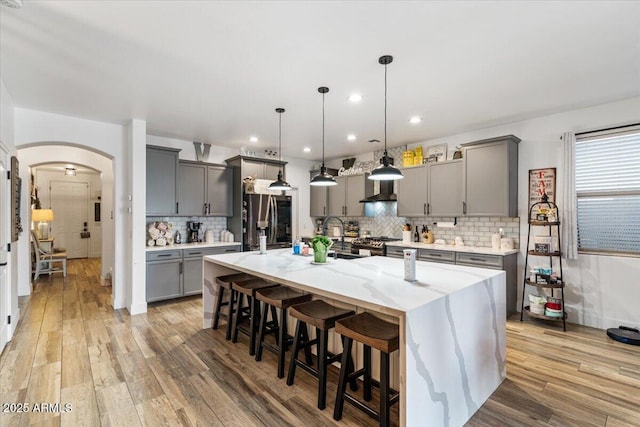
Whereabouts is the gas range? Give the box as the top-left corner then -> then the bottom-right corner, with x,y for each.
351,236 -> 401,256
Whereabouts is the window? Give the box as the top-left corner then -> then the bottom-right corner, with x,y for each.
575,125 -> 640,255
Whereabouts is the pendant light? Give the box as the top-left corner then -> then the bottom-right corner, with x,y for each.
310,87 -> 337,186
369,55 -> 403,181
268,107 -> 292,191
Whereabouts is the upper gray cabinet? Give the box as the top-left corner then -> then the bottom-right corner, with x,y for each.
429,160 -> 464,216
327,174 -> 373,217
178,160 -> 232,216
146,145 -> 180,215
309,168 -> 338,217
241,159 -> 284,180
396,165 -> 428,217
462,135 -> 519,217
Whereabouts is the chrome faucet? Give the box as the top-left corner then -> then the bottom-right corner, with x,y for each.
321,216 -> 345,250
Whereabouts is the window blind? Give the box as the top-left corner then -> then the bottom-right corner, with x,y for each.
575,127 -> 640,254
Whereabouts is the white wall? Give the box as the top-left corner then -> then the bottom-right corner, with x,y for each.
14,109 -> 128,309
34,168 -> 103,258
1,77 -> 19,342
405,96 -> 640,329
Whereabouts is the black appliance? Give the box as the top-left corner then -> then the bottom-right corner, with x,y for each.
351,236 -> 400,256
243,193 -> 292,251
186,221 -> 201,243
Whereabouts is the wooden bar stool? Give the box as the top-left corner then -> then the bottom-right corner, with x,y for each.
254,286 -> 312,378
286,299 -> 357,410
213,272 -> 255,340
231,278 -> 279,356
333,312 -> 400,427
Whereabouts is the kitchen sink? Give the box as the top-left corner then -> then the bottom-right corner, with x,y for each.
328,251 -> 370,260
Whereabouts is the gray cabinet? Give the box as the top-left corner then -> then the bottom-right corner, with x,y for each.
455,252 -> 517,315
463,135 -> 519,217
429,160 -> 464,216
146,250 -> 182,302
242,159 -> 284,180
146,146 -> 180,215
327,175 -> 372,217
206,166 -> 233,216
309,168 -> 338,217
396,166 -> 428,217
417,248 -> 456,264
178,161 -> 233,216
146,245 -> 241,302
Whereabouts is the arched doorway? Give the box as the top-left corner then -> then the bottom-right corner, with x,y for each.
17,144 -> 116,306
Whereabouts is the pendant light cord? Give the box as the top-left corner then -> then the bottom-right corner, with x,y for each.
278,111 -> 282,162
384,61 -> 387,157
322,91 -> 326,167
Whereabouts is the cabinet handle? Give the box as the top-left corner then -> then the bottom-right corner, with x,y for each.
203,203 -> 208,215
208,203 -> 211,214
429,253 -> 442,257
427,203 -> 431,215
157,253 -> 172,257
323,206 -> 326,216
423,203 -> 426,215
176,202 -> 179,213
463,201 -> 467,214
224,248 -> 237,252
469,257 -> 486,262
187,251 -> 202,256
179,262 -> 183,274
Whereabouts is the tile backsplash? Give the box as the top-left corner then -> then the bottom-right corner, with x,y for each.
339,203 -> 519,249
147,216 -> 228,242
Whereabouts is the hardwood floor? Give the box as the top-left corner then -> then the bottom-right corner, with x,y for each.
1,258 -> 638,426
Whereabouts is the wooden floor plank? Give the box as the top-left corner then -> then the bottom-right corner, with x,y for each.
60,381 -> 100,427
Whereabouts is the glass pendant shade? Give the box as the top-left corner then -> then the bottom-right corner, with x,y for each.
310,166 -> 337,186
269,107 -> 291,191
369,54 -> 403,181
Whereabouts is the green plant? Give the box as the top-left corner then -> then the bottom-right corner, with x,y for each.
310,235 -> 333,253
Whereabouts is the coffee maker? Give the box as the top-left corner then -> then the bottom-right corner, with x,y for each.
186,221 -> 201,243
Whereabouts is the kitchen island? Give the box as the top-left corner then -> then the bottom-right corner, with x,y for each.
202,249 -> 506,427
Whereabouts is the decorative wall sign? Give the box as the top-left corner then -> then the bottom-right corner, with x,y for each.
193,141 -> 211,162
528,167 -> 556,217
11,156 -> 23,241
426,143 -> 447,162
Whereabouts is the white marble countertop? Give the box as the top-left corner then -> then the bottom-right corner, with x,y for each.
202,248 -> 506,426
146,241 -> 241,252
203,248 -> 503,316
386,241 -> 519,256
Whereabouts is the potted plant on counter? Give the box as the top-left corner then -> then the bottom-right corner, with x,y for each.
310,236 -> 333,263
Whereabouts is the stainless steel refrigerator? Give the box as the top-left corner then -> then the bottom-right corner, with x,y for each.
243,193 -> 292,251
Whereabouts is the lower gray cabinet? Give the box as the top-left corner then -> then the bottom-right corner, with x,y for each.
146,245 -> 241,302
146,250 -> 182,302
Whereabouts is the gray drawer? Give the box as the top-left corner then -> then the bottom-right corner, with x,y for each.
385,246 -> 407,259
146,249 -> 181,262
455,252 -> 503,269
184,245 -> 240,258
418,249 -> 456,264
208,245 -> 241,255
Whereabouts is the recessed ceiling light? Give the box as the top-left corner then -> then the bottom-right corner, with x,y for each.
409,116 -> 422,124
303,147 -> 311,153
347,134 -> 357,141
249,136 -> 258,143
348,94 -> 362,103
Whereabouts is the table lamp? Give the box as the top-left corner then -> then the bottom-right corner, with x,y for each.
32,209 -> 54,240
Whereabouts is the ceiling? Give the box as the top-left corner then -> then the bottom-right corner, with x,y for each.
1,1 -> 639,161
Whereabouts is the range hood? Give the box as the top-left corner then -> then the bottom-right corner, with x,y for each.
360,180 -> 397,203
